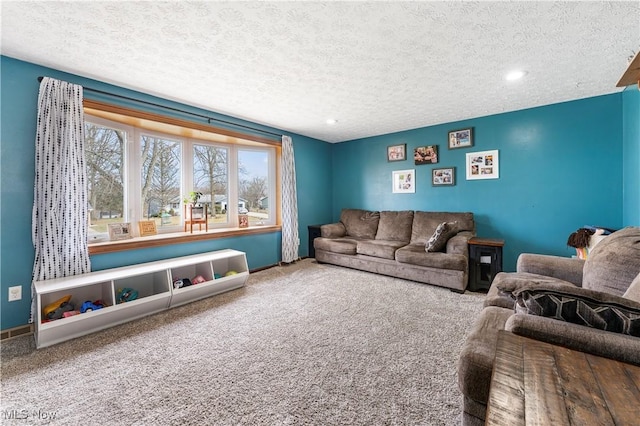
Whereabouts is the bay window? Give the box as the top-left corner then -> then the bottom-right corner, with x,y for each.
85,109 -> 277,244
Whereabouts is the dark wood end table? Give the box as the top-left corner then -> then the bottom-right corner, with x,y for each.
468,237 -> 504,292
308,225 -> 322,258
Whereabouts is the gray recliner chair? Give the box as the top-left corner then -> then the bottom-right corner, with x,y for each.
457,227 -> 640,426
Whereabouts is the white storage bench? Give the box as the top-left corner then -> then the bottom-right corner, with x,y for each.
34,249 -> 248,348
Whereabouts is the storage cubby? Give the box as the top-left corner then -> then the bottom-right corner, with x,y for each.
169,251 -> 248,308
213,256 -> 249,278
34,249 -> 248,348
170,261 -> 214,288
114,270 -> 170,301
39,280 -> 114,322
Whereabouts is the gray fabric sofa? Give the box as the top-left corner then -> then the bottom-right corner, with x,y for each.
457,226 -> 640,426
314,209 -> 475,292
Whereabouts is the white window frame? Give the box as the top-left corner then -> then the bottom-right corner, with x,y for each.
85,114 -> 277,236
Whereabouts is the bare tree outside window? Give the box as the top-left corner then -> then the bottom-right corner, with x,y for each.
141,135 -> 181,225
238,149 -> 270,223
241,176 -> 267,210
85,122 -> 125,233
194,145 -> 228,222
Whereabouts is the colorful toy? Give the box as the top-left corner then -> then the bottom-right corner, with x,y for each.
225,270 -> 238,277
214,273 -> 222,279
43,295 -> 75,320
116,288 -> 138,304
192,275 -> 206,284
63,310 -> 81,318
80,300 -> 104,313
173,278 -> 192,289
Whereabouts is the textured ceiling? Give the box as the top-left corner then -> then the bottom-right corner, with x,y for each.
1,1 -> 639,143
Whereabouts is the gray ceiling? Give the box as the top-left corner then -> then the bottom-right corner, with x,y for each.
2,1 -> 639,143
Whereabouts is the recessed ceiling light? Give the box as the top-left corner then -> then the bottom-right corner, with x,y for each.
505,70 -> 527,81
326,118 -> 338,125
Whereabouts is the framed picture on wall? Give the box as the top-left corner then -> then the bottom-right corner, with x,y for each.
392,169 -> 415,193
387,144 -> 407,162
466,150 -> 499,180
414,145 -> 438,165
448,128 -> 474,149
432,167 -> 456,186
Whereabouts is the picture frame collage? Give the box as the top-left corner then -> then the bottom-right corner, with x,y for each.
387,127 -> 499,191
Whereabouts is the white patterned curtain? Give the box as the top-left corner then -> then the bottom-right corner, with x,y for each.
281,135 -> 299,263
31,77 -> 91,321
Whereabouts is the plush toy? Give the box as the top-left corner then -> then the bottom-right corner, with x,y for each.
173,278 -> 192,289
567,227 -> 610,259
567,228 -> 594,250
192,275 -> 206,284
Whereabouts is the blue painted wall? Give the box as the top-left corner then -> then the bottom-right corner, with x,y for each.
622,86 -> 640,226
332,95 -> 625,271
1,54 -> 634,330
0,56 -> 333,329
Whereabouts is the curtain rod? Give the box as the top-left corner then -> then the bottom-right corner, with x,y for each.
37,76 -> 283,138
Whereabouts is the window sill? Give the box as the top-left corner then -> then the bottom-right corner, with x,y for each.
88,225 -> 281,255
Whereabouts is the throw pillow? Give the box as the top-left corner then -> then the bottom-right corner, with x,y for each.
513,286 -> 640,337
623,272 -> 640,303
425,221 -> 458,253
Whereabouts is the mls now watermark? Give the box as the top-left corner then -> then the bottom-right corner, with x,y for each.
1,409 -> 57,421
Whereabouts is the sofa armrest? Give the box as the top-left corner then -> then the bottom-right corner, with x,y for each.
446,231 -> 473,256
505,314 -> 640,366
516,253 -> 584,286
321,222 -> 346,238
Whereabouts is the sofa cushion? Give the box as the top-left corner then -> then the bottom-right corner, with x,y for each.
426,221 -> 458,252
410,211 -> 475,244
314,237 -> 358,255
513,284 -> 640,337
340,209 -> 380,239
357,240 -> 407,260
495,272 -> 578,294
395,244 -> 467,271
375,210 -> 414,242
516,254 -> 585,287
582,227 -> 640,296
320,222 -> 346,238
623,272 -> 640,303
486,272 -> 577,309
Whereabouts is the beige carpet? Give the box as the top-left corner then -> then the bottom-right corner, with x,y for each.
1,259 -> 484,425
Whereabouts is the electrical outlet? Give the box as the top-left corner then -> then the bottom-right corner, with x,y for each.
8,286 -> 22,302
